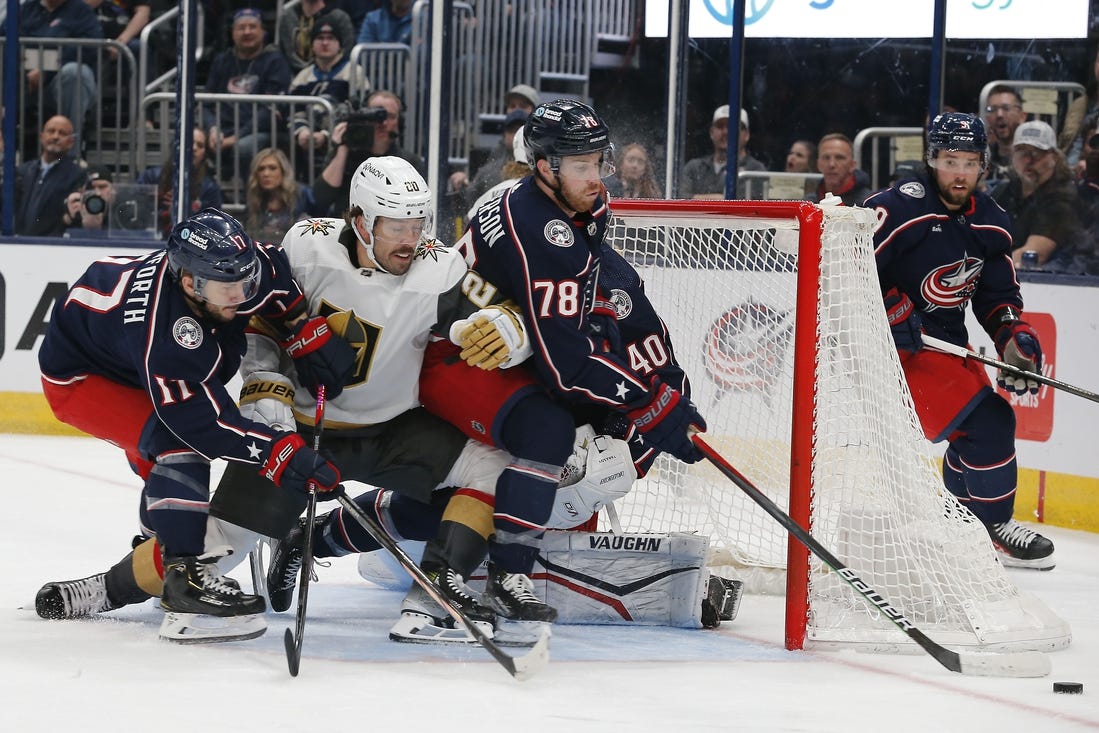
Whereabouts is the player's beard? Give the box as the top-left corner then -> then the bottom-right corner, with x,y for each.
557,177 -> 601,215
935,176 -> 977,211
184,291 -> 239,323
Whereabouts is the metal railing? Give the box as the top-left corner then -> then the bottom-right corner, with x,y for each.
138,93 -> 336,211
349,42 -> 412,103
853,127 -> 924,193
737,171 -> 823,201
137,5 -> 206,96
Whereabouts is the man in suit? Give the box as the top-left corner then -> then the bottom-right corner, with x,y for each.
13,115 -> 88,237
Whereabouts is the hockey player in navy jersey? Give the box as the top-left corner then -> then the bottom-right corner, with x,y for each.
34,208 -> 355,641
866,112 -> 1054,570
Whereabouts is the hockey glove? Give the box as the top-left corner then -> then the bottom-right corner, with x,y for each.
883,287 -> 923,354
448,304 -> 531,370
625,377 -> 707,464
239,371 -> 296,431
993,320 -> 1043,396
279,315 -> 357,399
588,296 -> 622,354
260,431 -> 341,497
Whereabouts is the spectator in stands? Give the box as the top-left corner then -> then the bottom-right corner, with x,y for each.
681,105 -> 764,199
339,0 -> 380,32
784,139 -> 816,173
605,142 -> 661,199
85,0 -> 149,64
203,8 -> 293,180
13,115 -> 88,237
982,84 -> 1026,184
62,165 -> 114,234
814,132 -> 870,205
504,83 -> 540,115
313,88 -> 422,216
992,121 -> 1086,273
289,14 -> 356,181
356,0 -> 412,45
19,0 -> 102,152
244,147 -> 322,243
135,127 -> 224,238
279,0 -> 354,73
449,108 -> 528,206
1059,44 -> 1099,170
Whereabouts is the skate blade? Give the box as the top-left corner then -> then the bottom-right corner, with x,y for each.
492,618 -> 552,647
994,549 -> 1056,571
159,612 -> 267,644
388,611 -> 494,645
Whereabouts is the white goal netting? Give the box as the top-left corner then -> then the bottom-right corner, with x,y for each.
602,199 -> 1069,652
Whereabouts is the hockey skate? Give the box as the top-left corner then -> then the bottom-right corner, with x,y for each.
159,552 -> 267,643
985,519 -> 1056,570
483,564 -> 556,645
266,514 -> 328,613
389,563 -> 497,644
35,573 -> 122,620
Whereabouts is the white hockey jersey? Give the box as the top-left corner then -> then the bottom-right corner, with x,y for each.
244,218 -> 498,429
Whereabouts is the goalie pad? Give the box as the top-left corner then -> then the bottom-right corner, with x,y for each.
549,425 -> 636,529
448,304 -> 531,370
534,531 -> 713,628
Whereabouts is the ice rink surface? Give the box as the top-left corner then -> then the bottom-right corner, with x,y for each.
2,434 -> 1097,732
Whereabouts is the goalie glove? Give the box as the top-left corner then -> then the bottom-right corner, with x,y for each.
448,304 -> 532,370
549,425 -> 637,529
239,371 -> 297,431
988,307 -> 1043,396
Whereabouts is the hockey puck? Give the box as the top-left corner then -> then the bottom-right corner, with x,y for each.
1053,682 -> 1083,694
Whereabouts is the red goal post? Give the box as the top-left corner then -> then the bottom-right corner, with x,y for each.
602,198 -> 1069,653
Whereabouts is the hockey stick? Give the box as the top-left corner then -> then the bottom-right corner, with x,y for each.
284,385 -> 326,677
922,334 -> 1099,404
333,492 -> 550,681
691,434 -> 1051,678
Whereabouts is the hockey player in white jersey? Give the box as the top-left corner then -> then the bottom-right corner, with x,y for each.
235,156 -> 567,642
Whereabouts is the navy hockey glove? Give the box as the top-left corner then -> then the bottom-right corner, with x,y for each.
280,316 -> 356,400
625,377 -> 707,464
260,432 -> 342,497
993,320 -> 1043,396
588,297 -> 622,354
883,288 -> 923,354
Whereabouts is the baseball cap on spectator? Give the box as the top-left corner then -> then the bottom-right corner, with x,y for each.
232,7 -> 263,25
504,109 -> 529,130
712,105 -> 750,130
1012,120 -> 1056,150
86,166 -> 113,184
505,84 -> 541,109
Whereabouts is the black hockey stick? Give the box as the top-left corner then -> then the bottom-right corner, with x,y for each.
922,334 -> 1099,404
333,492 -> 550,681
692,434 -> 1051,678
284,385 -> 326,677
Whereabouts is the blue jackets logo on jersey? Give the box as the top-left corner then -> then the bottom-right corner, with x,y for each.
173,317 -> 203,349
899,182 -> 926,198
920,257 -> 984,311
608,288 -> 633,319
544,220 -> 575,247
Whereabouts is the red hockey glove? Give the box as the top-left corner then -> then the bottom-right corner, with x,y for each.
993,320 -> 1042,396
260,431 -> 341,497
625,377 -> 707,464
883,287 -> 923,354
279,316 -> 356,399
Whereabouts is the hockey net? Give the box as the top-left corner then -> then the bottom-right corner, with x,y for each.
602,199 -> 1069,652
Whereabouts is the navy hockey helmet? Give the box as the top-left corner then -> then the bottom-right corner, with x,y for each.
926,112 -> 989,171
167,208 -> 260,306
524,99 -> 613,172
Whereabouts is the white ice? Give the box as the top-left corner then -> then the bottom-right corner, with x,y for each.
2,434 -> 1097,732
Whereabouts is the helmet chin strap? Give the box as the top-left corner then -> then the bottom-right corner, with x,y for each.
352,216 -> 393,274
535,166 -> 578,215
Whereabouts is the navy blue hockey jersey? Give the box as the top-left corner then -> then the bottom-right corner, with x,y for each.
458,176 -> 683,409
39,245 -> 306,463
866,177 -> 1022,345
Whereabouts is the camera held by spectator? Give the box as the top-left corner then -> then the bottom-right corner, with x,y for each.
334,100 -> 390,151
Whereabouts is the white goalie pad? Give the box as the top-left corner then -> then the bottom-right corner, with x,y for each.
531,531 -> 712,628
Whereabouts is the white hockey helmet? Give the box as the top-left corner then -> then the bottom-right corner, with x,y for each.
512,125 -> 530,167
348,156 -> 433,271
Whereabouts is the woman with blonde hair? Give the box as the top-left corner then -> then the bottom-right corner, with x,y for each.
244,147 -> 321,243
607,142 -> 662,199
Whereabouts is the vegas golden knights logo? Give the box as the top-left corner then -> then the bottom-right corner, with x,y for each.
318,302 -> 381,386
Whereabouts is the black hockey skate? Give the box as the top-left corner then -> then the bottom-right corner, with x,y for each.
389,562 -> 497,644
36,572 -> 122,620
483,563 -> 558,623
985,519 -> 1056,570
159,552 -> 266,643
266,514 -> 328,613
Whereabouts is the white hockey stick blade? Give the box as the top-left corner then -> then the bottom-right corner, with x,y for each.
508,625 -> 551,682
957,649 -> 1052,678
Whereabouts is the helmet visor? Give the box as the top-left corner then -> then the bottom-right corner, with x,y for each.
194,268 -> 260,307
